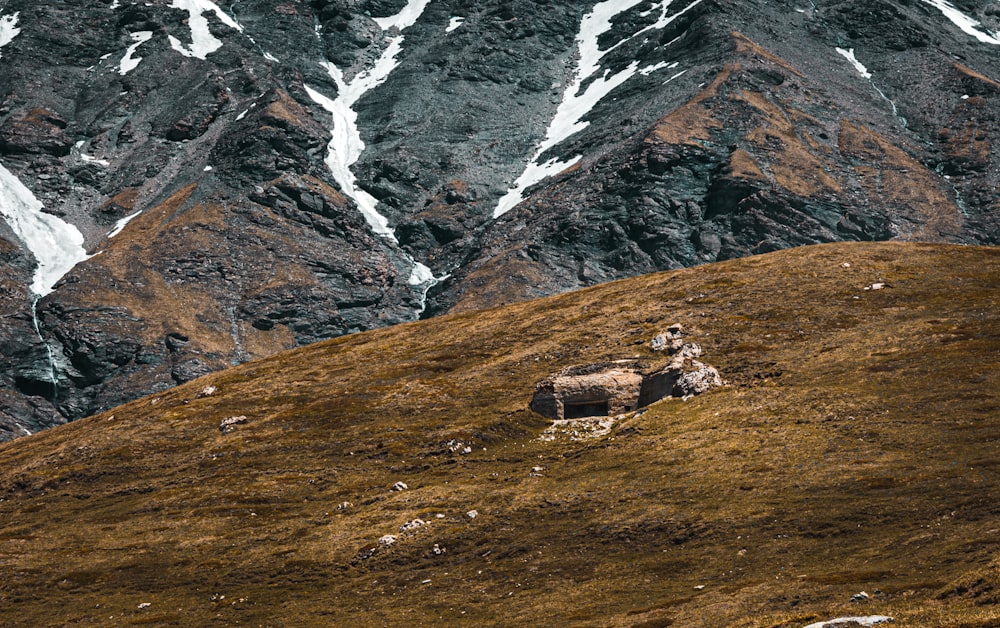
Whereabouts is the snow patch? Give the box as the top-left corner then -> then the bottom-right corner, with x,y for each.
803,617 -> 893,628
408,261 -> 435,286
372,0 -> 430,31
110,1 -> 121,9
305,0 -> 443,313
120,31 -> 153,75
835,47 -> 871,79
0,163 -> 89,296
640,60 -> 678,76
446,16 -> 465,33
168,0 -> 243,60
663,69 -> 687,85
0,12 -> 20,59
107,210 -> 142,239
304,82 -> 393,238
608,0 -> 706,54
80,154 -> 110,166
494,0 -> 700,218
835,47 -> 904,125
263,51 -> 279,63
921,0 -> 1000,44
304,0 -> 430,240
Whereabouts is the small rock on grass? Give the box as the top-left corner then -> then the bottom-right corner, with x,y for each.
218,415 -> 247,433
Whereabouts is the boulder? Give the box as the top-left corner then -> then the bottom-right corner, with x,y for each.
0,108 -> 72,156
673,361 -> 724,397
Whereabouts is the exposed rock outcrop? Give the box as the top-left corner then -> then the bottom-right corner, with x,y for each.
531,326 -> 723,420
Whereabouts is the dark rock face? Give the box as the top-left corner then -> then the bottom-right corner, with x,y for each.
0,0 -> 999,438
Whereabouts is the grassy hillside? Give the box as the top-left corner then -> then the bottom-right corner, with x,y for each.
1,242 -> 998,626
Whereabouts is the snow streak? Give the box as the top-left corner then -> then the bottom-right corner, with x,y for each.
107,210 -> 143,239
120,31 -> 153,75
835,47 -> 905,126
168,0 -> 243,59
493,0 -> 701,218
0,163 -> 89,297
835,47 -> 871,79
921,0 -> 1000,44
0,11 -> 20,59
304,0 -> 440,298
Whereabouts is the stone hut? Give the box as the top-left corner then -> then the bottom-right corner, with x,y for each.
530,325 -> 724,420
529,361 -> 645,420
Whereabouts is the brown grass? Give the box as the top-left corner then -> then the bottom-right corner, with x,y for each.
953,63 -> 1000,92
838,120 -> 964,241
737,90 -> 842,197
262,89 -> 316,129
649,63 -> 734,146
729,148 -> 767,180
732,32 -> 804,78
99,187 -> 141,212
0,242 -> 999,626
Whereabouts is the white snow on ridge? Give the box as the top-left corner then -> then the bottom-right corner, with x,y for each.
408,261 -> 435,285
663,68 -> 687,85
304,0 -> 431,241
168,0 -> 243,60
107,210 -> 142,239
305,0 -> 443,308
80,154 -> 110,166
493,0 -> 643,218
119,30 -> 153,75
835,47 -> 872,79
373,0 -> 430,32
304,81 -> 393,239
0,12 -> 20,59
641,60 -> 678,76
834,47 -> 904,124
494,0 -> 700,218
921,0 -> 1000,44
803,616 -> 893,628
446,16 -> 465,33
0,163 -> 89,296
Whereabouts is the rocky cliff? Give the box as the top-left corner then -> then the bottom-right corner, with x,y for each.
0,0 -> 998,437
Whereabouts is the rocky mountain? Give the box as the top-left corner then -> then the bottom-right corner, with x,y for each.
0,241 -> 997,625
0,0 -> 999,437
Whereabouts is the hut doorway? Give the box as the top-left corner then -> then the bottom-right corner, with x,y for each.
563,400 -> 610,419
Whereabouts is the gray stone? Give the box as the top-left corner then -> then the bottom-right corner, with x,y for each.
673,361 -> 724,397
218,415 -> 248,433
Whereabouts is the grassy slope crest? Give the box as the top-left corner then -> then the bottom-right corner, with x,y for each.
0,242 -> 998,626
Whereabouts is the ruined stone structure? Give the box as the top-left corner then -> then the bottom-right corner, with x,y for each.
530,326 -> 724,420
530,361 -> 646,420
